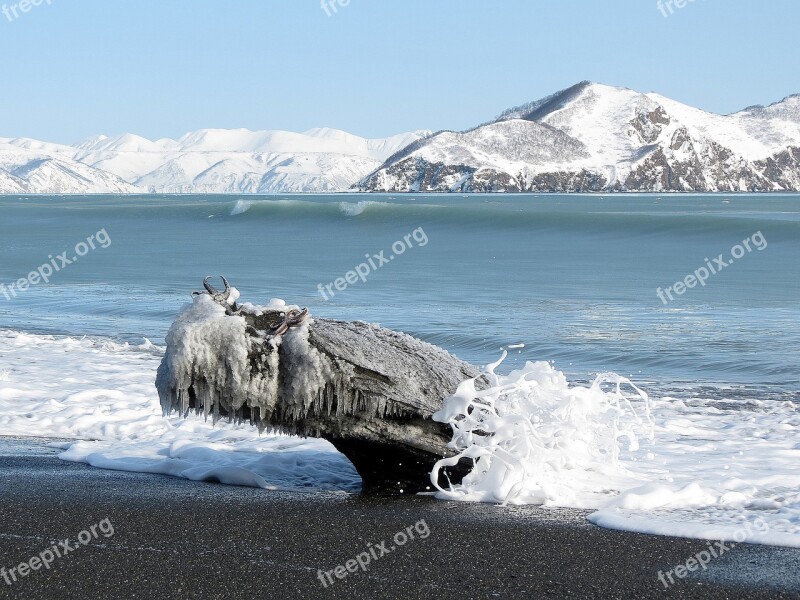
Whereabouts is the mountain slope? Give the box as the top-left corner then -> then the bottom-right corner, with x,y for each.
75,128 -> 428,194
0,142 -> 140,194
360,119 -> 591,192
2,84 -> 799,194
0,128 -> 429,194
359,83 -> 800,193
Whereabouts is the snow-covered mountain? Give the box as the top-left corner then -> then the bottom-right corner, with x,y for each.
0,128 -> 429,194
3,83 -> 800,194
0,141 -> 140,194
359,82 -> 800,192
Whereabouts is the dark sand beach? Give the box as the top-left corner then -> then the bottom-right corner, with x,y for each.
0,438 -> 798,599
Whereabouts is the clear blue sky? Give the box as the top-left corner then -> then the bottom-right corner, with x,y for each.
1,0 -> 798,144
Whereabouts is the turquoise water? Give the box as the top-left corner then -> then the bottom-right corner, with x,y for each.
0,194 -> 798,398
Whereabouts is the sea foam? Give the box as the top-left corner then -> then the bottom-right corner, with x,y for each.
338,200 -> 374,217
230,199 -> 254,215
0,329 -> 359,493
431,350 -> 654,507
1,330 -> 799,547
432,350 -> 800,548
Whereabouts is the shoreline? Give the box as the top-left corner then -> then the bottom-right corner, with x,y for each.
1,436 -> 798,599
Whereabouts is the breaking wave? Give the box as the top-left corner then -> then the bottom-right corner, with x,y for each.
230,199 -> 255,215
432,350 -> 654,507
219,196 -> 800,239
431,349 -> 800,548
338,200 -> 378,216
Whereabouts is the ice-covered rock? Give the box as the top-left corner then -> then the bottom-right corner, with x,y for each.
156,292 -> 481,493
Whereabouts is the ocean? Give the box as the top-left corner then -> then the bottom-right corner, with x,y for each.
1,194 -> 799,547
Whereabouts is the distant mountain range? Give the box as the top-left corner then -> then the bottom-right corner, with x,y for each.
3,82 -> 800,194
0,128 -> 428,194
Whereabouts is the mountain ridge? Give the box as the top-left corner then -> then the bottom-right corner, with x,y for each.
359,82 -> 800,193
2,83 -> 799,194
0,128 -> 431,194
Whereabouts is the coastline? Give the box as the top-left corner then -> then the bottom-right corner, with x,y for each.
1,437 -> 798,599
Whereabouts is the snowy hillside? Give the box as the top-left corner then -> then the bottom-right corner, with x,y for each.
3,83 -> 800,194
0,128 -> 429,194
0,142 -> 139,194
360,82 -> 800,193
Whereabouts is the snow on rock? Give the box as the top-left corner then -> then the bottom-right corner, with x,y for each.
155,294 -> 339,429
156,295 -> 280,424
360,82 -> 800,193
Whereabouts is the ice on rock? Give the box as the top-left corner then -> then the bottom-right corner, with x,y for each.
156,294 -> 485,492
157,295 -> 342,432
156,295 -> 279,424
278,322 -> 335,422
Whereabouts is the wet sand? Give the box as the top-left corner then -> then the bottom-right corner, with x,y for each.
0,437 -> 798,600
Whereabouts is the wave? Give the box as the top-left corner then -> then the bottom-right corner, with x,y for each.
432,350 -> 800,548
230,199 -> 254,215
17,194 -> 799,240
218,197 -> 800,239
227,197 -> 444,220
338,200 -> 379,217
1,327 -> 799,547
0,329 -> 360,493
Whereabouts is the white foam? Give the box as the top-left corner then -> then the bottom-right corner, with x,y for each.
230,199 -> 254,215
433,351 -> 800,548
3,328 -> 799,548
0,329 -> 359,493
338,200 -> 374,217
431,351 -> 654,508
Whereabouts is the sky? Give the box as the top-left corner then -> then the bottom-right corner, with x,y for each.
0,0 -> 798,144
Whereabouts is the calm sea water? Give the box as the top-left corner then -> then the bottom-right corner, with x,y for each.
0,194 -> 798,399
